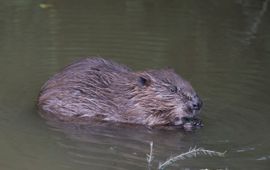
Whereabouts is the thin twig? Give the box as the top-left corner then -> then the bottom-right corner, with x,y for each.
158,146 -> 226,170
146,141 -> 154,164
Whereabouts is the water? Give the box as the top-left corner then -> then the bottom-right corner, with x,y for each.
0,0 -> 270,169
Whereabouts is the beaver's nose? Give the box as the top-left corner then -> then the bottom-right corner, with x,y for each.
191,95 -> 203,110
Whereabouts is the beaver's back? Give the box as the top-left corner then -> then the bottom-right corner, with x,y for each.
38,58 -> 133,122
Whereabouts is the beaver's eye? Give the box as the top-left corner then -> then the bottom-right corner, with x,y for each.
169,86 -> 178,93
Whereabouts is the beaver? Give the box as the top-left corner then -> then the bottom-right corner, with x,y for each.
38,57 -> 203,130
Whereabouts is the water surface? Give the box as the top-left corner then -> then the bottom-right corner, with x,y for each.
0,0 -> 270,169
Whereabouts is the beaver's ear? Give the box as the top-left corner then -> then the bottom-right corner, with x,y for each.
137,76 -> 151,87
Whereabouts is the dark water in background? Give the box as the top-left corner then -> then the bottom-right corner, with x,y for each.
0,0 -> 270,169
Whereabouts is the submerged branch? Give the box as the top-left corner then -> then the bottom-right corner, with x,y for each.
158,146 -> 226,170
146,141 -> 154,165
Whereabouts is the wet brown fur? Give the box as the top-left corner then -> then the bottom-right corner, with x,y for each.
38,57 -> 201,127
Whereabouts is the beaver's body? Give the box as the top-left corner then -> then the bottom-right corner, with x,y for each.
38,58 -> 202,129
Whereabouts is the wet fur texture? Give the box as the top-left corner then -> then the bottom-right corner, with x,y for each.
38,57 -> 202,127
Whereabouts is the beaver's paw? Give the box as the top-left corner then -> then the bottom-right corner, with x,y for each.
181,117 -> 203,131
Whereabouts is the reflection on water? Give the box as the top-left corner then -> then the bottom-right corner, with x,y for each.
0,0 -> 270,169
46,122 -> 194,170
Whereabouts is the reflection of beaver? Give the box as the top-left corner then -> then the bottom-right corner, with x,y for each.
38,58 -> 203,129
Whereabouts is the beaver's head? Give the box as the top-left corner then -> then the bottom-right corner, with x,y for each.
132,69 -> 203,129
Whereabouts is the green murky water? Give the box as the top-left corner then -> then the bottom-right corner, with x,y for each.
0,0 -> 270,169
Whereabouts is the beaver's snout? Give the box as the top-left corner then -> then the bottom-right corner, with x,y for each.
182,94 -> 203,119
190,95 -> 203,111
